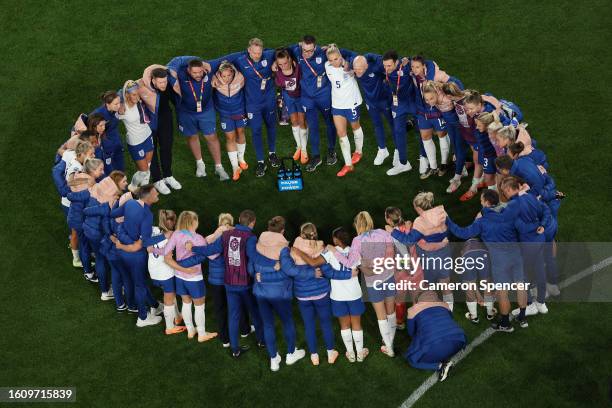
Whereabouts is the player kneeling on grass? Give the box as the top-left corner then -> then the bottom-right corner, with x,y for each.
460,238 -> 497,323
250,216 -> 306,371
211,61 -> 249,181
445,189 -> 529,332
147,209 -> 186,335
405,290 -> 467,382
161,211 -> 217,342
325,45 -> 365,177
293,227 -> 368,363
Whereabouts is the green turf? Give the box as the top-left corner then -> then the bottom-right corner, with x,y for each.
1,1 -> 612,407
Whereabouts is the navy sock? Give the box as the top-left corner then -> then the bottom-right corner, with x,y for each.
501,314 -> 510,326
518,308 -> 526,320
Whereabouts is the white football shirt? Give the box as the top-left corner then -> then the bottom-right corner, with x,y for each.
325,62 -> 363,109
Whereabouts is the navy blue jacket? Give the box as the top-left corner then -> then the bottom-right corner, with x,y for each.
511,156 -> 546,196
405,306 -> 467,368
52,160 -> 69,200
514,193 -> 553,243
83,197 -> 111,242
66,190 -> 90,231
90,104 -> 122,154
110,200 -> 164,248
278,247 -> 352,299
446,198 -> 521,244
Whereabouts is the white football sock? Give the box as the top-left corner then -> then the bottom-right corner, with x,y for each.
291,126 -> 301,150
419,156 -> 429,174
340,328 -> 354,353
386,313 -> 397,346
130,171 -> 144,187
488,184 -> 497,190
163,304 -> 176,330
196,158 -> 204,165
470,177 -> 482,191
215,163 -> 223,169
174,301 -> 181,319
423,138 -> 438,169
466,301 -> 478,318
484,294 -> 495,315
299,128 -> 308,152
352,330 -> 364,354
443,293 -> 454,312
353,127 -> 364,153
182,301 -> 194,331
377,319 -> 392,350
339,136 -> 352,166
141,170 -> 150,186
194,304 -> 206,335
227,151 -> 239,171
237,143 -> 246,162
439,135 -> 450,164
71,249 -> 79,261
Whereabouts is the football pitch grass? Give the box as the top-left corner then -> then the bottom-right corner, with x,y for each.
1,1 -> 611,407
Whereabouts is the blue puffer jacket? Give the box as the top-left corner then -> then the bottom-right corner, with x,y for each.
66,190 -> 90,231
83,196 -> 111,242
176,247 -> 226,286
105,201 -> 122,261
250,251 -> 294,300
278,248 -> 353,299
405,306 -> 467,367
52,160 -> 69,198
207,255 -> 225,286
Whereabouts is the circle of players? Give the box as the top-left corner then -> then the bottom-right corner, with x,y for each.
52,35 -> 564,380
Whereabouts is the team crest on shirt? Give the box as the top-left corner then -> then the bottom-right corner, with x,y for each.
228,236 -> 242,266
392,112 -> 397,118
315,57 -> 322,64
285,79 -> 297,91
247,112 -> 253,119
368,72 -> 375,77
203,75 -> 209,82
221,122 -> 227,130
302,106 -> 307,112
138,150 -> 144,157
261,60 -> 268,67
105,158 -> 112,165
